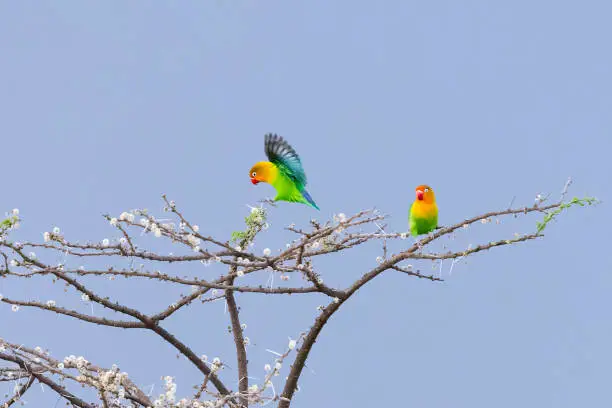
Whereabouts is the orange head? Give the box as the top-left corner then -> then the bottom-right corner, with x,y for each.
249,161 -> 277,185
414,185 -> 436,204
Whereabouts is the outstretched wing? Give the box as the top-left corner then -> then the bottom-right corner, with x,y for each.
264,133 -> 308,190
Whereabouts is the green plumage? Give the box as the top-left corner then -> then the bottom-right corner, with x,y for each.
409,201 -> 438,236
270,170 -> 314,206
265,134 -> 319,210
409,212 -> 438,236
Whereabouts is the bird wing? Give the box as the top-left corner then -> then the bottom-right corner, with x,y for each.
264,133 -> 307,190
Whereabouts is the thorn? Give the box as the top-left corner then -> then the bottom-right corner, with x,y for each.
508,195 -> 516,209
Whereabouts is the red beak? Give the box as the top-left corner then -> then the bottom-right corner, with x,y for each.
251,178 -> 260,185
416,190 -> 424,200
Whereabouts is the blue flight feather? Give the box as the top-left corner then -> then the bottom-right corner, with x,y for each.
301,189 -> 320,210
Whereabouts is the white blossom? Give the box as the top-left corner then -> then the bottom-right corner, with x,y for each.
288,338 -> 297,350
192,225 -> 200,232
53,226 -> 60,234
43,231 -> 51,242
11,208 -> 19,216
46,300 -> 56,307
81,293 -> 90,302
110,217 -> 118,226
11,305 -> 19,312
263,248 -> 271,257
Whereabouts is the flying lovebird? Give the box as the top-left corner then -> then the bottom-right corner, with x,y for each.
249,133 -> 320,210
409,184 -> 438,236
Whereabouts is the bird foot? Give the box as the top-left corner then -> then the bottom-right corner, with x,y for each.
258,198 -> 278,207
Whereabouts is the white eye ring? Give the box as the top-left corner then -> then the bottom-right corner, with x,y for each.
251,172 -> 256,177
424,188 -> 429,192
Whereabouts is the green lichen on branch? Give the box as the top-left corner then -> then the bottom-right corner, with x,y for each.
231,207 -> 268,247
536,196 -> 598,233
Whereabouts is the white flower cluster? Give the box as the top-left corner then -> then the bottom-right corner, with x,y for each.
210,357 -> 223,372
186,234 -> 201,250
99,366 -> 128,396
120,212 -> 136,223
62,355 -> 100,386
152,376 -> 177,407
333,213 -> 347,223
152,224 -> 163,238
250,206 -> 265,219
140,218 -> 165,238
64,355 -> 89,370
43,226 -> 63,242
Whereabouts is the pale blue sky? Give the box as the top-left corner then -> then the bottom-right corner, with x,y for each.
1,1 -> 610,407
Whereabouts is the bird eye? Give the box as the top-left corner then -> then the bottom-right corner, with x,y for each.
251,172 -> 256,177
425,188 -> 429,192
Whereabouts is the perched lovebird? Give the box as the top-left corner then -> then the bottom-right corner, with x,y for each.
249,133 -> 320,210
409,185 -> 438,236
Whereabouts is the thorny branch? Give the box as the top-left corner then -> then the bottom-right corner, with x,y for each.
0,182 -> 597,407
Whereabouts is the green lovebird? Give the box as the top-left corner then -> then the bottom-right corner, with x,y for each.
249,134 -> 320,210
409,184 -> 438,236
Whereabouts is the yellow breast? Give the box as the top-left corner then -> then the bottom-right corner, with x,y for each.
411,201 -> 438,218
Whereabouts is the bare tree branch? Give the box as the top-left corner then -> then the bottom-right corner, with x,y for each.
0,184 -> 595,407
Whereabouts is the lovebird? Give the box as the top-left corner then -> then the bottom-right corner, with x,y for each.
249,133 -> 320,210
409,184 -> 438,236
